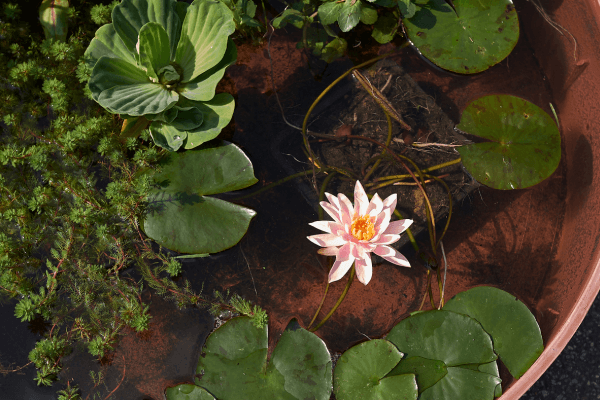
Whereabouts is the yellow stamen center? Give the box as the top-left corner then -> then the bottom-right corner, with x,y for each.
350,214 -> 375,241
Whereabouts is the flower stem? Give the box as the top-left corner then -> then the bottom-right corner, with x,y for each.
310,266 -> 355,332
308,281 -> 330,330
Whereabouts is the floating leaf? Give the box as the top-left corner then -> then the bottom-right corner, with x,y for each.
419,366 -> 501,400
318,1 -> 343,26
39,0 -> 70,42
143,141 -> 257,254
338,0 -> 362,32
372,15 -> 398,44
321,38 -> 348,63
360,5 -> 378,24
387,356 -> 447,393
386,310 -> 500,400
403,0 -> 519,73
457,95 -> 561,190
444,286 -> 544,378
272,8 -> 306,28
166,384 -> 215,400
196,317 -> 332,399
398,0 -> 416,18
334,339 -> 418,400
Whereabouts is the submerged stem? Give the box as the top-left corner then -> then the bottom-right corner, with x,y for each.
310,266 -> 355,332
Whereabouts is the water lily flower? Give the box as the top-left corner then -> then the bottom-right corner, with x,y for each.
308,180 -> 413,285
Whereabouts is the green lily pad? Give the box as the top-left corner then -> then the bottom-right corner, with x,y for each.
143,141 -> 257,254
387,356 -> 447,393
386,310 -> 496,366
166,384 -> 215,400
419,366 -> 501,400
457,95 -> 561,190
175,0 -> 235,83
334,339 -> 418,400
444,286 -> 544,378
403,0 -> 519,73
196,317 -> 332,399
386,310 -> 500,400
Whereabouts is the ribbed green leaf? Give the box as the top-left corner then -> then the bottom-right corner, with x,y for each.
84,24 -> 136,70
175,0 -> 235,83
98,82 -> 178,116
171,106 -> 203,131
180,39 -> 237,102
88,56 -> 149,102
112,0 -> 181,59
183,94 -> 235,149
149,122 -> 187,151
138,22 -> 172,81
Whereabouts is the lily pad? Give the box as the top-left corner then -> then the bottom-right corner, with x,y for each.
166,384 -> 216,400
444,286 -> 544,378
403,0 -> 519,73
143,141 -> 257,254
334,339 -> 418,400
196,317 -> 332,399
419,366 -> 501,400
386,310 -> 500,400
456,95 -> 561,190
387,356 -> 447,393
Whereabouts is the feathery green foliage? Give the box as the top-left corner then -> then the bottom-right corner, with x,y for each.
0,2 -> 264,395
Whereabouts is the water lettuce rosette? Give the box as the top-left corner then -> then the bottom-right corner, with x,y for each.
84,0 -> 237,151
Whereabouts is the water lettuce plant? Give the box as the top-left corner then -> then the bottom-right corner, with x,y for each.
85,0 -> 237,151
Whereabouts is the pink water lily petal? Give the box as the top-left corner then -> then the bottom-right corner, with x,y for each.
365,193 -> 383,217
384,219 -> 413,235
309,221 -> 345,235
307,233 -> 347,247
381,193 -> 397,215
325,192 -> 341,211
355,255 -> 372,285
374,245 -> 411,267
320,201 -> 341,224
329,242 -> 354,283
338,193 -> 354,226
318,246 -> 339,256
372,208 -> 392,240
374,234 -> 401,245
353,180 -> 369,216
